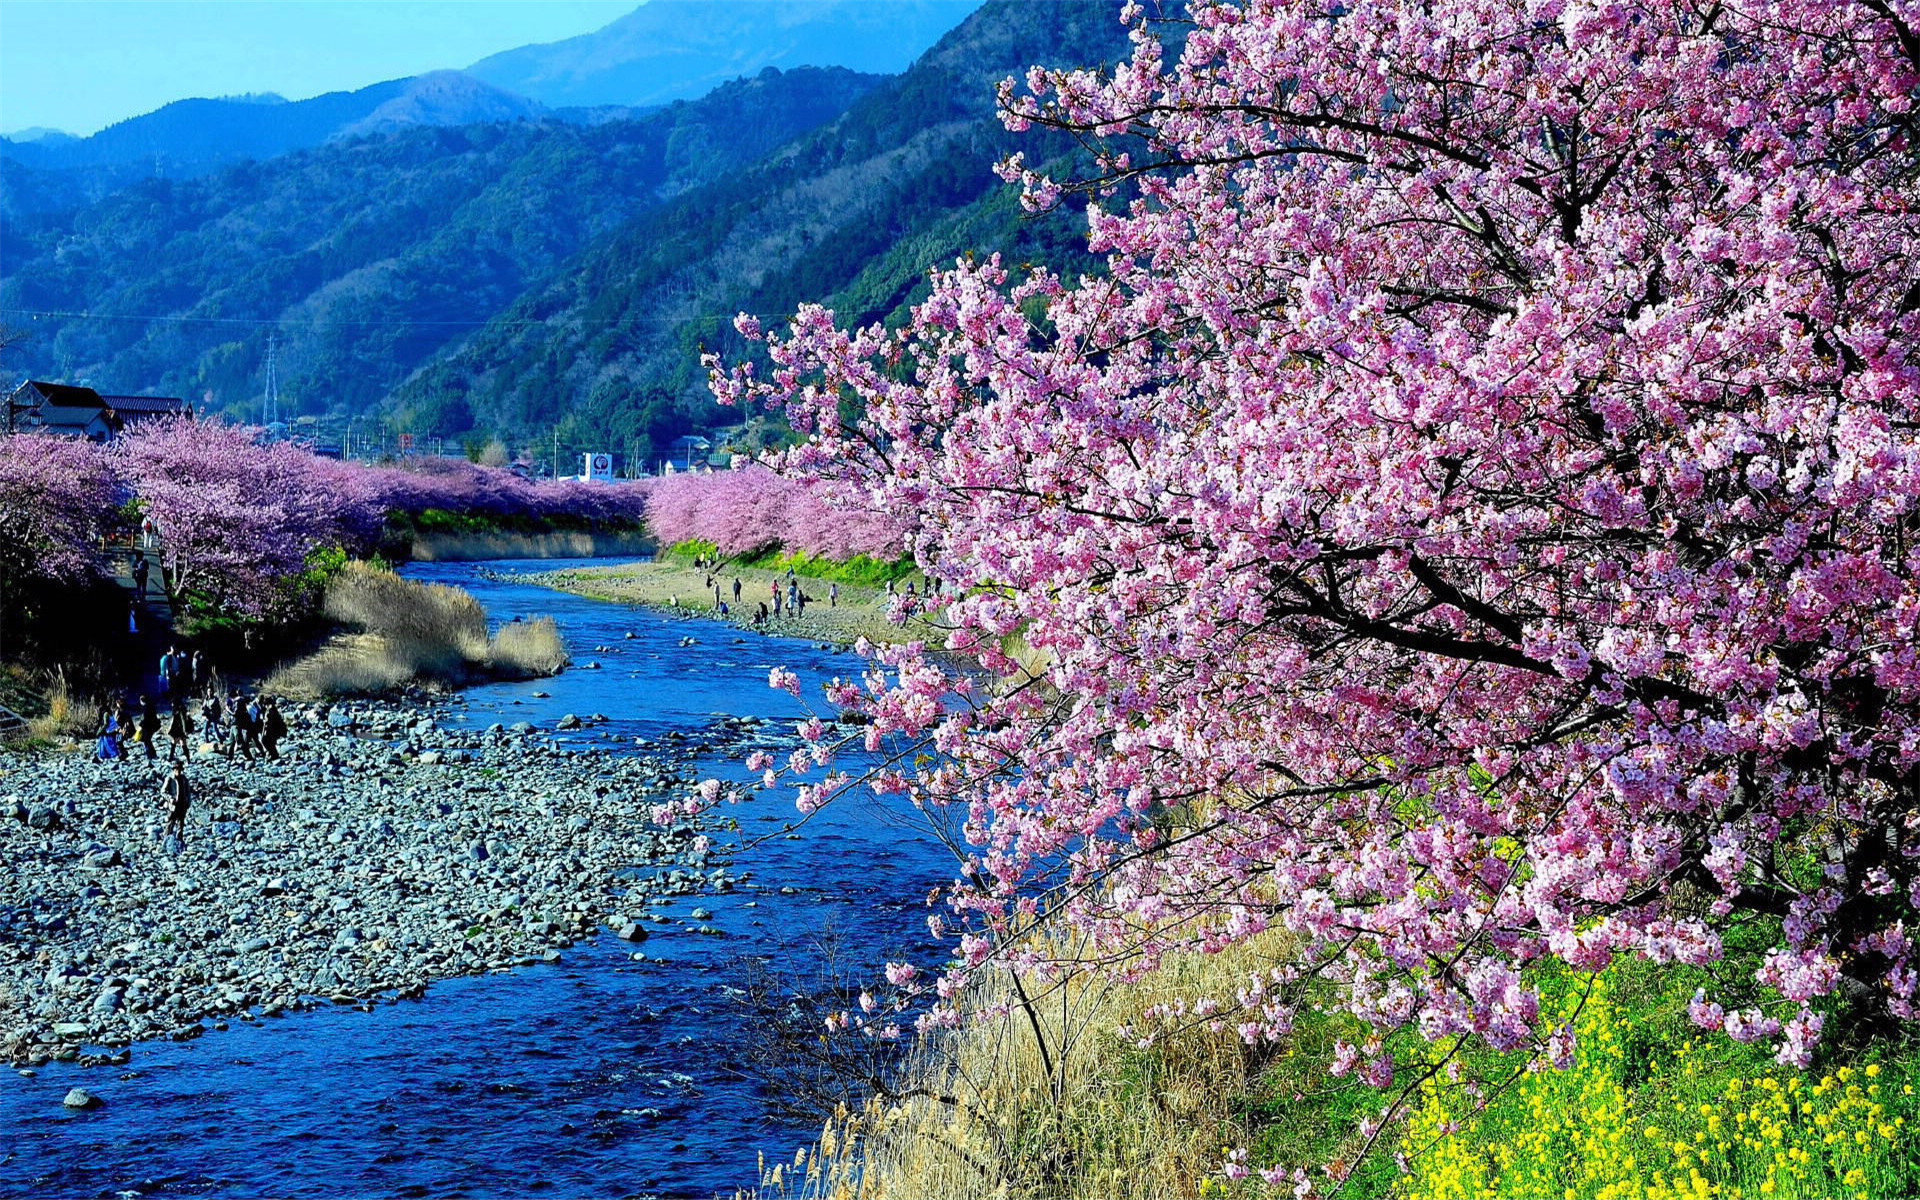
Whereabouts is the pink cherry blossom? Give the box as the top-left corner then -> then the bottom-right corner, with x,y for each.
714,0 -> 1920,1105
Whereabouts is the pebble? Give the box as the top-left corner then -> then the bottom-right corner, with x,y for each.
0,695 -> 756,1066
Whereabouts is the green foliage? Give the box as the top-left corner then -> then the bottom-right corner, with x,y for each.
1229,958 -> 1920,1200
1396,964 -> 1920,1200
662,539 -> 914,586
2,66 -> 885,428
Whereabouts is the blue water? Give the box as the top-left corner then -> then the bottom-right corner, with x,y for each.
0,560 -> 955,1199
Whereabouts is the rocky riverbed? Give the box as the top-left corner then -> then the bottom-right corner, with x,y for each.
0,696 -> 776,1069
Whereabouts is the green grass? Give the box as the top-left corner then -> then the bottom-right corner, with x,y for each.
661,539 -> 915,586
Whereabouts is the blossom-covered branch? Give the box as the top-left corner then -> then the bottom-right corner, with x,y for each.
714,0 -> 1920,1082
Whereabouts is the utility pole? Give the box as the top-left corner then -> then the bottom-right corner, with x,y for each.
552,426 -> 560,480
262,333 -> 280,429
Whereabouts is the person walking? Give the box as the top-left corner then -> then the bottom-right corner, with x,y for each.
162,762 -> 192,846
95,703 -> 126,762
231,692 -> 260,761
132,554 -> 149,600
829,582 -> 839,608
137,695 -> 162,761
187,649 -> 206,699
158,646 -> 181,705
261,698 -> 289,761
732,577 -> 742,604
166,702 -> 195,761
201,692 -> 227,754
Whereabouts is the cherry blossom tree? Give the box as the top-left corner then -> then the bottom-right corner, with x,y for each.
712,0 -> 1920,1105
0,433 -> 120,652
0,433 -> 119,587
115,418 -> 379,619
643,465 -> 906,559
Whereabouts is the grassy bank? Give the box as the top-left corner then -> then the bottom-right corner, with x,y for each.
661,540 -> 915,588
265,563 -> 568,698
747,934 -> 1287,1200
744,946 -> 1920,1200
527,557 -> 947,649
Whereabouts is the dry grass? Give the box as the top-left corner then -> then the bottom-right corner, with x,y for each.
267,563 -> 568,698
22,677 -> 100,744
490,618 -> 569,676
745,931 -> 1289,1200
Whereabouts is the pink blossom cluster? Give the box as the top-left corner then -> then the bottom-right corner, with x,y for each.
641,464 -> 906,560
1,419 -> 651,620
0,432 -> 123,587
113,418 -> 381,618
714,0 -> 1920,1089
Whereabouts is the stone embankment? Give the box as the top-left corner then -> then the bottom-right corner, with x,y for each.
0,698 -> 767,1069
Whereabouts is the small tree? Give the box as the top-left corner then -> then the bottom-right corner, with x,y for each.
0,432 -> 119,655
712,0 -> 1920,1110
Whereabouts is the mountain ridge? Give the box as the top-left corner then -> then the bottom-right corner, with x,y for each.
468,0 -> 983,109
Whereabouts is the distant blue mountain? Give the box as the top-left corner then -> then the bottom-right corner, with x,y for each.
468,0 -> 982,109
0,72 -> 546,177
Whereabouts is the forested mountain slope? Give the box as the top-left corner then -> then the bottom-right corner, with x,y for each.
0,67 -> 883,416
0,73 -> 547,181
390,0 -> 1133,452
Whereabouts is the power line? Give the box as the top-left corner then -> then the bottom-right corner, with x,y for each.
0,306 -> 773,331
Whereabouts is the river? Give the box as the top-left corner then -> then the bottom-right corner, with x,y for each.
0,559 -> 956,1199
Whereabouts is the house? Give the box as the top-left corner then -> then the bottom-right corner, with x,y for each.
4,381 -> 192,441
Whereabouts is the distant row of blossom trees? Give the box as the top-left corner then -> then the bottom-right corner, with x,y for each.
643,465 -> 907,561
0,419 -> 903,625
0,418 -> 647,621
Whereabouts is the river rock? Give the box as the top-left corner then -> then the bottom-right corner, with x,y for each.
0,693 -> 720,1066
63,1087 -> 100,1109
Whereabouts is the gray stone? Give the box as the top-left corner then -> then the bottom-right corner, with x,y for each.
51,1022 -> 88,1038
62,1087 -> 100,1109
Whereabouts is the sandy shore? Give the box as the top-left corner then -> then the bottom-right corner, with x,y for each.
517,561 -> 951,649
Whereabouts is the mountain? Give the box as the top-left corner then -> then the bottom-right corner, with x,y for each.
0,72 -> 546,179
2,0 -> 1148,465
4,128 -> 76,145
468,0 -> 982,110
0,67 -> 885,417
394,0 -> 1133,453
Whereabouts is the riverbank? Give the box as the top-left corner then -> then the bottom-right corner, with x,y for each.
521,560 -> 949,649
0,696 -> 786,1067
405,529 -> 656,562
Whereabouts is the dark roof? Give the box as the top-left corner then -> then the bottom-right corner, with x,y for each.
98,394 -> 189,415
12,380 -> 104,408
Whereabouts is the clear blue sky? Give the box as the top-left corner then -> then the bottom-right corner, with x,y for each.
0,1 -> 640,136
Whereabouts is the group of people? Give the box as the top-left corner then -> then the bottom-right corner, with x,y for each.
90,646 -> 293,847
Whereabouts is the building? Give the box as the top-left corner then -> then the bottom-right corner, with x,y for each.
4,381 -> 192,441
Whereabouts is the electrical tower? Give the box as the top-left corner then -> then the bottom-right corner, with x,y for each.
262,333 -> 280,428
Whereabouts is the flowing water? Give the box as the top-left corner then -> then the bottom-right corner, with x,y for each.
1,560 -> 955,1199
